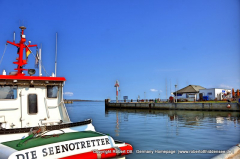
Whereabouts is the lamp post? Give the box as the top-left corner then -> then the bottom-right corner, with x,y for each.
175,85 -> 177,103
114,80 -> 119,103
159,92 -> 160,103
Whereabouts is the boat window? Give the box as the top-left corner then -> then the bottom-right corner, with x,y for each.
28,94 -> 38,114
47,86 -> 58,98
0,86 -> 17,99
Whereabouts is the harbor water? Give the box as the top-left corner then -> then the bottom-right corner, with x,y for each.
66,101 -> 240,159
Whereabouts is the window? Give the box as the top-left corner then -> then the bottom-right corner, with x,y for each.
0,86 -> 17,99
47,86 -> 58,98
28,94 -> 38,114
207,92 -> 212,95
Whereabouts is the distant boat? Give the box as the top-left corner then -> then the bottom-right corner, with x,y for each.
0,26 -> 132,159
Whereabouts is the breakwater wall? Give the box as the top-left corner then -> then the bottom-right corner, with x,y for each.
64,100 -> 73,104
105,100 -> 240,112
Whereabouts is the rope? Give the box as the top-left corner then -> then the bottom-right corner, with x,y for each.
25,43 -> 49,76
40,129 -> 65,138
17,128 -> 65,147
42,65 -> 50,77
31,52 -> 49,76
0,44 -> 8,65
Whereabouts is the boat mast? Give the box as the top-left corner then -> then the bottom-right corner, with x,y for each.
7,26 -> 37,76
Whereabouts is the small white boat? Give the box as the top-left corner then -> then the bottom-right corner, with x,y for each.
0,26 -> 133,159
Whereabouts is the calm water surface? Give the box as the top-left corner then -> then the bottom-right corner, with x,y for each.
66,101 -> 240,159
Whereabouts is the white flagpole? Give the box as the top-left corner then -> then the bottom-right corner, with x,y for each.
39,48 -> 42,76
55,32 -> 57,77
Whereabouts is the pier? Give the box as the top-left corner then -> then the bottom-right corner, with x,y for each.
105,100 -> 240,112
64,100 -> 73,104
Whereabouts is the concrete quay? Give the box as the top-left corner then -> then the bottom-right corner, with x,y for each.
64,100 -> 73,104
105,101 -> 240,112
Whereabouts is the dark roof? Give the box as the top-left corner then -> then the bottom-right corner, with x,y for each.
173,85 -> 205,94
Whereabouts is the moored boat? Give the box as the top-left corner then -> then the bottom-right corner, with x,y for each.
0,26 -> 133,159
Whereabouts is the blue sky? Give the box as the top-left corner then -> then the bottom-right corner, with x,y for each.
0,0 -> 239,100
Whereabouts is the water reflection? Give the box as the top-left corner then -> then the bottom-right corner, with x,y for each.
106,108 -> 240,131
115,111 -> 120,136
114,111 -> 130,136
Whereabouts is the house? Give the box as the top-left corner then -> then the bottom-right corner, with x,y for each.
199,88 -> 231,100
173,85 -> 205,101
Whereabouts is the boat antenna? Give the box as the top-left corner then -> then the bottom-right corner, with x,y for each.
55,32 -> 57,77
39,44 -> 42,76
13,31 -> 15,42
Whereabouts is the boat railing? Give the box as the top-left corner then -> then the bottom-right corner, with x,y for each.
58,100 -> 71,122
44,97 -> 50,118
0,115 -> 6,123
